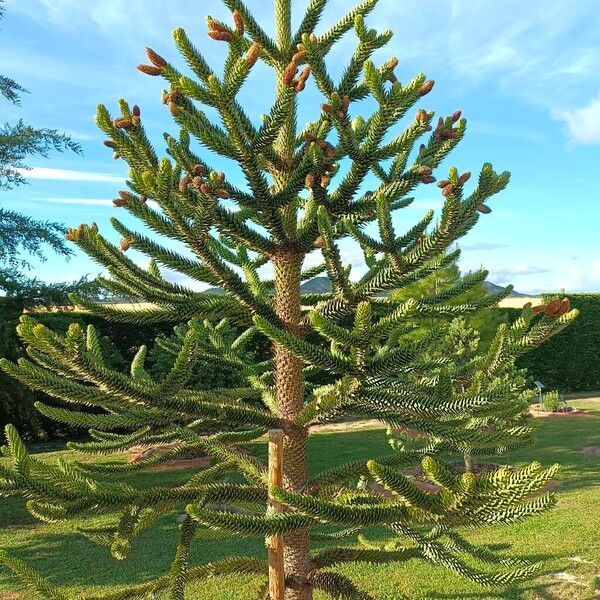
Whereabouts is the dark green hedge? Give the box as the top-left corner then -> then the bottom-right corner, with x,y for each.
512,294 -> 600,392
0,299 -> 173,439
0,300 -> 257,440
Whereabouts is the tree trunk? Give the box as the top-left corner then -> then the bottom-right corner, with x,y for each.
273,251 -> 312,599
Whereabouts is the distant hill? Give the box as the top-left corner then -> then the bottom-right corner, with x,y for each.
201,276 -> 527,297
482,281 -> 528,298
300,276 -> 331,294
300,276 -> 528,297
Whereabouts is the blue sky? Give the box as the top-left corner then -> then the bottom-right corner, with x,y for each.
2,0 -> 599,294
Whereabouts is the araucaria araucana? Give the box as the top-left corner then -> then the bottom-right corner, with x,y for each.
0,0 -> 577,598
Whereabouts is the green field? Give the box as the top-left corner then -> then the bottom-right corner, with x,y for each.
1,399 -> 599,599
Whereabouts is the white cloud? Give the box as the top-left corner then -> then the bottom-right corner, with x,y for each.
489,264 -> 551,282
18,167 -> 124,182
32,197 -> 114,206
554,93 -> 600,145
31,196 -> 161,210
461,242 -> 509,251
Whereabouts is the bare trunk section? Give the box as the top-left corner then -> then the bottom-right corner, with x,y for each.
272,251 -> 312,600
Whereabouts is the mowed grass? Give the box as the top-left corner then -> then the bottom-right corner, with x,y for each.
1,399 -> 599,599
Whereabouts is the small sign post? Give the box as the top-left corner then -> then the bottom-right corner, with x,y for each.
533,380 -> 545,407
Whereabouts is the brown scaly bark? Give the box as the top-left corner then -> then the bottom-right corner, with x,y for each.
273,251 -> 312,599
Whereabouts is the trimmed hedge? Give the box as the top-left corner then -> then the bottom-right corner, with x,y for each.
512,294 -> 600,392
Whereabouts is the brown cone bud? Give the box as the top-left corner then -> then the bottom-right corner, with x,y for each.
120,238 -> 133,251
437,180 -> 450,188
131,115 -> 140,126
118,191 -> 133,202
292,50 -> 307,64
419,80 -> 434,96
451,109 -> 462,122
137,64 -> 162,76
113,152 -> 120,160
305,133 -> 317,143
193,164 -> 204,176
417,166 -> 432,175
305,173 -> 315,188
299,66 -> 310,83
295,79 -> 306,92
232,10 -> 244,35
208,30 -> 233,42
555,298 -> 570,317
199,182 -> 211,194
341,96 -> 350,112
476,204 -> 491,213
146,47 -> 167,68
383,57 -> 399,70
216,172 -> 225,185
547,298 -> 561,315
320,174 -> 331,188
169,102 -> 179,117
321,103 -> 332,115
309,33 -> 318,44
415,109 -> 428,124
458,171 -> 471,185
421,175 -> 435,184
191,176 -> 202,189
103,140 -> 116,149
216,188 -> 229,199
179,176 -> 190,192
283,62 -> 298,86
112,198 -> 128,207
113,117 -> 133,129
314,236 -> 324,248
246,43 -> 260,67
206,17 -> 228,33
440,128 -> 459,139
132,105 -> 141,117
442,184 -> 454,197
523,302 -> 532,309
532,304 -> 547,314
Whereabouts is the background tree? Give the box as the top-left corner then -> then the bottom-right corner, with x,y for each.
0,1 -> 83,299
0,0 -> 577,599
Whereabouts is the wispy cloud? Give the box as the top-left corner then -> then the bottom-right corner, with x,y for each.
31,196 -> 160,210
18,167 -> 124,182
489,264 -> 551,282
554,93 -> 600,145
32,197 -> 113,206
461,242 -> 509,251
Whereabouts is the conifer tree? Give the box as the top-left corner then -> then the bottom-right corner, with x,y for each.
0,0 -> 577,598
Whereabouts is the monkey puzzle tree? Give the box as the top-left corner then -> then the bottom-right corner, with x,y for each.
0,0 -> 577,598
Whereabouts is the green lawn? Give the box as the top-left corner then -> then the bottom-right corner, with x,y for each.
1,399 -> 599,599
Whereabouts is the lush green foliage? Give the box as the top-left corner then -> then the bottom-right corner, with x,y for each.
1,398 -> 599,599
0,0 -> 577,598
540,390 -> 561,413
